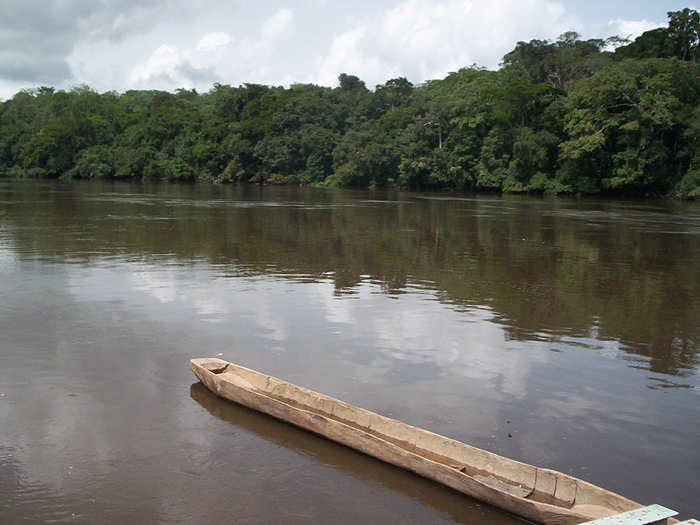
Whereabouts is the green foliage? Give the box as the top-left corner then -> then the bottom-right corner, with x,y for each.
667,8 -> 700,62
560,58 -> 699,195
615,28 -> 670,60
615,8 -> 700,62
21,125 -> 75,178
502,32 -> 611,92
674,170 -> 700,198
0,8 -> 698,198
64,145 -> 115,179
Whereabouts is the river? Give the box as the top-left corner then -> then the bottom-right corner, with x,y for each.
0,180 -> 698,524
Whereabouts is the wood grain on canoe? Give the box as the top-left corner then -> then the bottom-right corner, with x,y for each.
190,358 -> 659,525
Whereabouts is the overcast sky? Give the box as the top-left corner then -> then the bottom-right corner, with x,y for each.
0,0 -> 693,99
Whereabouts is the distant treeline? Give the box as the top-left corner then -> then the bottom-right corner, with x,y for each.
1,8 -> 699,198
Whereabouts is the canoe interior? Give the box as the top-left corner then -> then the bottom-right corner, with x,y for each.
191,358 -> 642,524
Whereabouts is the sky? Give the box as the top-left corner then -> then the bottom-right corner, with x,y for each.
0,0 -> 694,99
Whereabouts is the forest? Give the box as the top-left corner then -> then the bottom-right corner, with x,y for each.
1,8 -> 698,198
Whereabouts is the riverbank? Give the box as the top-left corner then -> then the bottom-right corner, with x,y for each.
2,13 -> 699,200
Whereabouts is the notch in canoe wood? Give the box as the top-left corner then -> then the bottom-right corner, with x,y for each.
580,504 -> 677,524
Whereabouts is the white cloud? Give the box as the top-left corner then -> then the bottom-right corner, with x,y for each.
128,43 -> 191,89
261,8 -> 294,40
313,0 -> 576,88
126,8 -> 299,91
606,18 -> 664,40
0,0 -> 680,99
196,32 -> 233,52
127,32 -> 234,90
313,26 -> 395,88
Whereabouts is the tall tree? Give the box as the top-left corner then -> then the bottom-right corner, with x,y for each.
667,8 -> 700,62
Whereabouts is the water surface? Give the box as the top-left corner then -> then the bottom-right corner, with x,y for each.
1,180 -> 698,523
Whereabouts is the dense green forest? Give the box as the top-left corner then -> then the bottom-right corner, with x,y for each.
1,8 -> 699,198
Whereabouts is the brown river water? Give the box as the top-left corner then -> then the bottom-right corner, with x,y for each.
0,180 -> 698,524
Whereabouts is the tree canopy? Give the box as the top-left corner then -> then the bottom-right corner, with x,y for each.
1,8 -> 698,198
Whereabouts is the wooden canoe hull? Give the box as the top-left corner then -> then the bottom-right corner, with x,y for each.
190,358 -> 645,525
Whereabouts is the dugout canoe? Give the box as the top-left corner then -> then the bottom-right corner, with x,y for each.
190,357 -> 660,525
